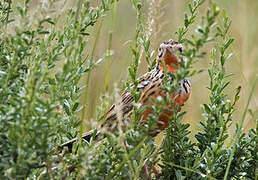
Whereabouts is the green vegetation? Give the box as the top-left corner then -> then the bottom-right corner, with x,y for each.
0,0 -> 257,179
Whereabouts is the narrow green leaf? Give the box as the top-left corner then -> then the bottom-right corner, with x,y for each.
63,99 -> 71,115
72,102 -> 79,112
224,39 -> 234,50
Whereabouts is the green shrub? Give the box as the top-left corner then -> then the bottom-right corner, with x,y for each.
0,0 -> 256,179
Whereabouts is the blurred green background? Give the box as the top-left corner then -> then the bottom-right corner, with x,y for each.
16,0 -> 257,135
83,0 -> 257,134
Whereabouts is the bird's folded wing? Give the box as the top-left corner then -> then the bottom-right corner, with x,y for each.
105,68 -> 158,122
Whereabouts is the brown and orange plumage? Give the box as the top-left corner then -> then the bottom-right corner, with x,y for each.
104,39 -> 190,134
62,39 -> 191,148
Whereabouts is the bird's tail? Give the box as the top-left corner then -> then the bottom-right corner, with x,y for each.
60,129 -> 100,152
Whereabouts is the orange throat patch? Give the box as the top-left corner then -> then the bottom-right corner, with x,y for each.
159,53 -> 179,73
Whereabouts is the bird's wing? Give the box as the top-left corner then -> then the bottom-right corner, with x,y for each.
139,75 -> 191,106
104,68 -> 159,122
139,70 -> 164,105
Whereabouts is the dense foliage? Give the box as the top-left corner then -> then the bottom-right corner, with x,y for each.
0,0 -> 256,179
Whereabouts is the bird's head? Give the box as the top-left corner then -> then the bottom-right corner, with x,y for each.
157,39 -> 183,73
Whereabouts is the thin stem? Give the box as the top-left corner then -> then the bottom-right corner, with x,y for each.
106,137 -> 147,180
169,163 -> 217,180
75,0 -> 82,24
223,76 -> 257,180
5,0 -> 12,25
81,19 -> 103,126
105,0 -> 117,91
74,0 -> 83,178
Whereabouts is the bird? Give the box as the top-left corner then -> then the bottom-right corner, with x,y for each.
61,39 -> 191,149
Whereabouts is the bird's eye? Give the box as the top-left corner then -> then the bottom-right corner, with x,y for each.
158,47 -> 163,58
178,47 -> 183,52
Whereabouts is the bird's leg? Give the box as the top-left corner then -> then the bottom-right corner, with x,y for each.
143,164 -> 150,180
